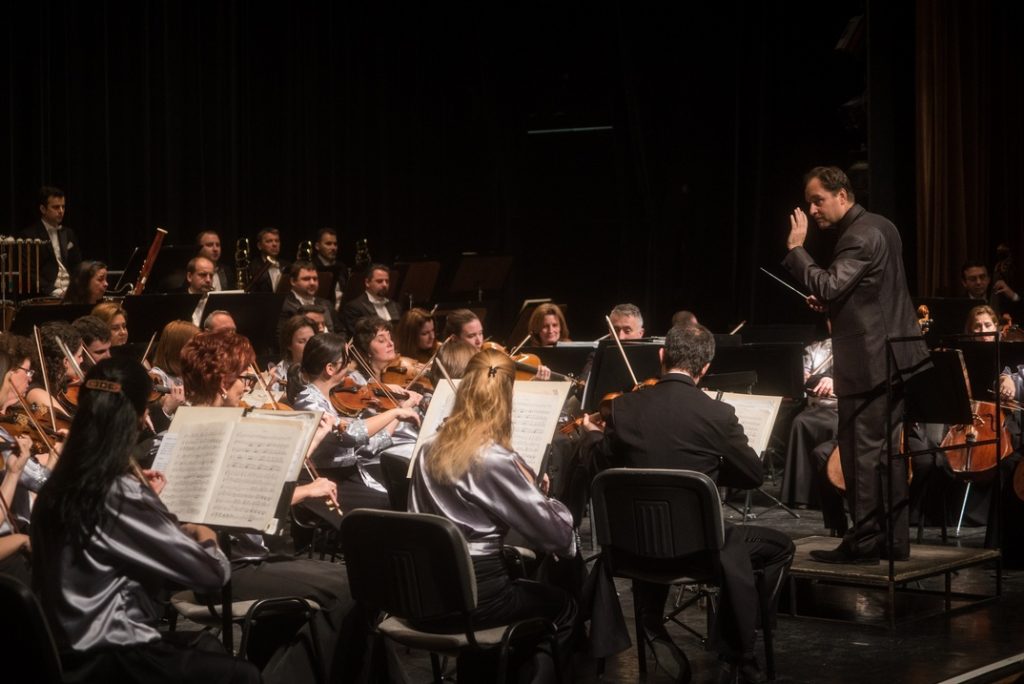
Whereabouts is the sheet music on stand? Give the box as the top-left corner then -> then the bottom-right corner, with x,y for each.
410,380 -> 573,475
151,406 -> 321,534
703,390 -> 783,455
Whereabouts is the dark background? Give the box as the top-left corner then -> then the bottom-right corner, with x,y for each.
2,1 -> 1008,340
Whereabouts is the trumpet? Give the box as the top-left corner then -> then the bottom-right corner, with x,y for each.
235,238 -> 250,290
297,240 -> 313,263
354,238 -> 371,268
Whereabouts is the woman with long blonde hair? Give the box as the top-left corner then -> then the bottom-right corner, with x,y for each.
409,348 -> 576,682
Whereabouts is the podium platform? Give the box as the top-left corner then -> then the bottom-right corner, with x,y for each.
784,535 -> 1001,629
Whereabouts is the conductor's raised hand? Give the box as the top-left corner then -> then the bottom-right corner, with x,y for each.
788,207 -> 809,250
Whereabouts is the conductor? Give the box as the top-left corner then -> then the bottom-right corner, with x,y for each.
783,166 -> 928,564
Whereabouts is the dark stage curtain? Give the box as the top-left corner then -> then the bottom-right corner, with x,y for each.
915,0 -> 1024,297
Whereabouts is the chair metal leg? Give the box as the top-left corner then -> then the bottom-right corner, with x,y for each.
757,573 -> 776,681
429,653 -> 444,683
633,587 -> 648,674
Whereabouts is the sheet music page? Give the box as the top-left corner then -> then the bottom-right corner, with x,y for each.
409,380 -> 461,477
704,390 -> 782,455
204,418 -> 305,530
150,432 -> 178,472
510,381 -> 573,472
157,421 -> 235,523
247,409 -> 323,480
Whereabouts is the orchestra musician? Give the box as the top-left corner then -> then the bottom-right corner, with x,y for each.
395,307 -> 439,364
967,304 -> 999,342
195,230 -> 234,292
30,357 -> 262,684
582,324 -> 794,683
28,321 -> 84,419
271,315 -> 318,399
409,348 -> 577,682
72,316 -> 114,367
609,303 -> 645,340
247,227 -> 289,293
312,227 -> 348,311
443,308 -> 485,349
784,165 -> 929,564
280,261 -> 337,332
62,261 -> 108,305
341,263 -> 401,334
670,310 -> 699,329
201,309 -> 237,334
293,332 -> 420,512
528,303 -> 570,347
148,321 -> 199,432
91,302 -> 129,347
21,186 -> 82,297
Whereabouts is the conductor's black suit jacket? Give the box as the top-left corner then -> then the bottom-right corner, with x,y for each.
583,373 -> 764,491
20,221 -> 82,294
783,204 -> 929,397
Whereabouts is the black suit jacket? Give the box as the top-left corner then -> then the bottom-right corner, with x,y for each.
20,221 -> 82,294
247,256 -> 290,294
341,292 -> 401,335
312,253 -> 349,305
583,373 -> 764,490
214,263 -> 236,291
280,291 -> 337,332
783,204 -> 929,397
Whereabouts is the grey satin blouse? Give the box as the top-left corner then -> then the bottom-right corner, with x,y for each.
32,474 -> 231,652
409,438 -> 576,558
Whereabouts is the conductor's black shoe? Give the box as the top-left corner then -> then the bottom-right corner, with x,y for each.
809,543 -> 880,565
646,632 -> 692,683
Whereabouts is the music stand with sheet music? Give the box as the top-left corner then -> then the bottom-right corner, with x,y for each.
121,293 -> 204,342
10,303 -> 96,335
581,339 -> 663,413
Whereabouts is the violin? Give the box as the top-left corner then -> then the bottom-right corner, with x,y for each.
940,400 -> 1013,481
0,405 -> 65,455
558,378 -> 660,434
381,356 -> 434,392
479,341 -> 583,385
329,377 -> 410,416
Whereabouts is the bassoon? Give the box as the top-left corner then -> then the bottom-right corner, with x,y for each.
132,228 -> 169,296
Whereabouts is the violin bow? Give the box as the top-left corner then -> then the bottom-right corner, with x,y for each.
509,334 -> 532,356
249,363 -> 280,410
54,337 -> 86,384
433,356 -> 458,395
140,331 -> 158,369
347,344 -> 401,406
32,326 -> 58,432
604,316 -> 640,388
402,334 -> 451,391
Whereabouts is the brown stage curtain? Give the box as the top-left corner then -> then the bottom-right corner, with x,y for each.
916,0 -> 1024,297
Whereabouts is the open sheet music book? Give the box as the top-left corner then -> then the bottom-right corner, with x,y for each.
412,380 -> 573,474
703,390 -> 783,456
151,406 -> 322,533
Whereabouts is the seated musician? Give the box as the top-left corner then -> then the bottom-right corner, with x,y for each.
781,323 -> 842,530
609,302 -> 646,340
424,339 -> 477,387
409,348 -> 577,682
91,301 -> 129,347
271,315 -> 317,400
30,358 -> 261,684
395,307 -> 439,365
293,332 -> 420,512
348,316 -> 422,396
670,309 -> 699,329
341,263 -> 401,334
0,341 -> 38,584
148,320 -> 199,433
444,309 -> 553,380
62,260 -> 108,305
312,227 -> 348,311
281,261 -> 338,332
297,303 -> 329,333
202,309 -> 237,334
247,227 -> 289,293
28,321 -> 83,419
196,229 -> 234,291
967,304 -> 999,341
528,303 -> 570,347
72,315 -> 113,368
581,324 -> 794,684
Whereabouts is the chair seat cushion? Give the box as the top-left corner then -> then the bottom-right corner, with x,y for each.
378,616 -> 510,651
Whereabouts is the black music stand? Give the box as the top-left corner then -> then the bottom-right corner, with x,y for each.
710,343 -> 805,398
393,260 -> 441,310
519,344 -> 594,382
447,254 -> 513,302
703,371 -> 758,394
141,245 -> 197,293
202,292 -> 286,355
121,293 -> 203,342
914,296 -> 978,338
582,340 -> 663,413
10,303 -> 96,334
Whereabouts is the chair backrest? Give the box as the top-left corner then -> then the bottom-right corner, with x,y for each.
591,468 -> 725,559
0,573 -> 64,683
341,510 -> 477,620
378,451 -> 412,511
